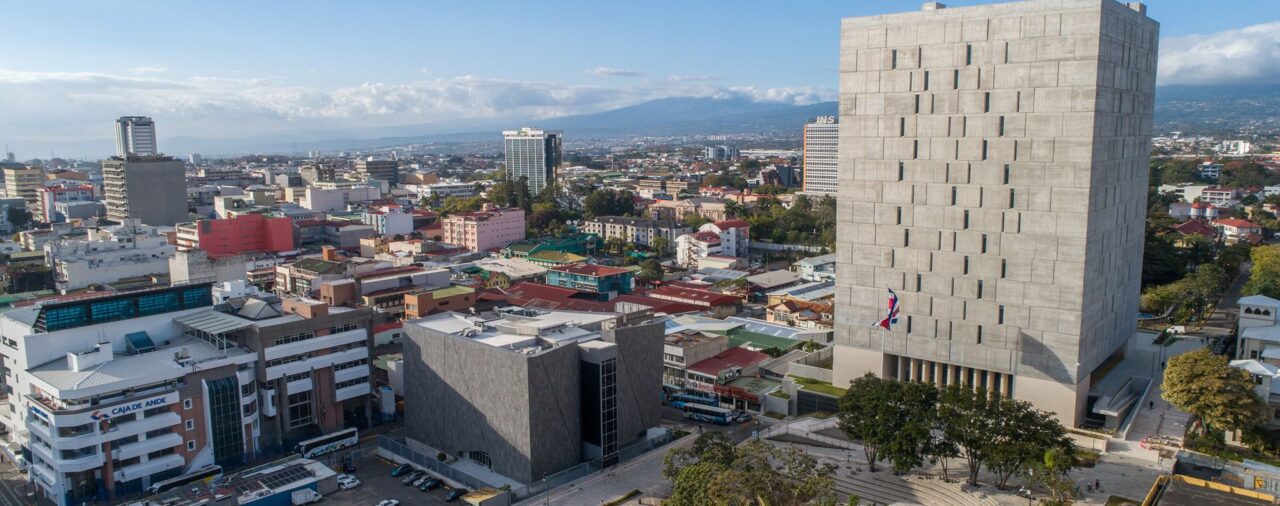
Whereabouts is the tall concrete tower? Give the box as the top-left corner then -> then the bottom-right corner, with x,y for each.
832,0 -> 1158,424
115,116 -> 158,157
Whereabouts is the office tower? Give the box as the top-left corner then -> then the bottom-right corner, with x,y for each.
299,163 -> 336,185
189,152 -> 203,166
503,127 -> 562,193
355,158 -> 400,185
103,155 -> 188,226
2,165 -> 43,210
801,117 -> 839,195
114,116 -> 158,157
832,0 -> 1157,425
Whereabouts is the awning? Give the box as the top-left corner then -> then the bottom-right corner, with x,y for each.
174,311 -> 253,335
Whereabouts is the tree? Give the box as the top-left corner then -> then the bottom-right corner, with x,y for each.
652,236 -> 670,256
636,259 -> 663,284
665,434 -> 835,506
837,374 -> 897,471
984,397 -> 1071,489
1027,447 -> 1077,503
6,207 -> 32,231
515,177 -> 533,213
880,382 -> 939,474
1244,245 -> 1280,300
584,189 -> 636,218
937,385 -> 1001,486
1163,347 -> 1265,432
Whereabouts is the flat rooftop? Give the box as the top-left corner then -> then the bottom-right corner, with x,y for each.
30,336 -> 252,394
1154,477 -> 1272,505
412,309 -> 617,354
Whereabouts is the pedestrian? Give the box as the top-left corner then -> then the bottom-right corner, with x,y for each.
1149,400 -> 1154,409
1096,479 -> 1101,491
1161,361 -> 1165,369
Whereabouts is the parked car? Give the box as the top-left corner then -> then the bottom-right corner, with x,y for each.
391,464 -> 412,477
1167,325 -> 1187,334
412,474 -> 431,487
376,500 -> 400,506
419,477 -> 443,492
444,488 -> 468,502
402,470 -> 426,485
337,475 -> 361,490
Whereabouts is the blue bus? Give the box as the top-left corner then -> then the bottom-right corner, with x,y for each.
682,404 -> 738,425
669,393 -> 719,409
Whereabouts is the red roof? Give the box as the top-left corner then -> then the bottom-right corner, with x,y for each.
646,285 -> 740,307
1245,232 -> 1265,245
551,264 -> 630,277
713,219 -> 750,229
690,231 -> 721,243
373,322 -> 403,334
688,347 -> 770,376
607,294 -> 704,315
1173,220 -> 1217,238
1212,218 -> 1261,229
502,282 -> 609,312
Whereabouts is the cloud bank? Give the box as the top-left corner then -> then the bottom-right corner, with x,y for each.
1159,21 -> 1280,86
0,69 -> 833,149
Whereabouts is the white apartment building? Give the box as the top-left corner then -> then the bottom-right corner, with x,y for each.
362,204 -> 414,237
45,219 -> 176,293
300,185 -> 381,212
801,117 -> 839,195
411,181 -> 478,201
503,128 -> 563,194
0,284 -> 259,505
580,216 -> 690,249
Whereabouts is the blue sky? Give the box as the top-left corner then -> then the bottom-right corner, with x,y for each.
1,0 -> 1278,155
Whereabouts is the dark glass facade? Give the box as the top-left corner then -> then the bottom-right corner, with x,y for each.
36,283 -> 214,332
206,376 -> 245,466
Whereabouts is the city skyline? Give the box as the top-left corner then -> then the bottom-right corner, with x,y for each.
0,0 -> 1277,156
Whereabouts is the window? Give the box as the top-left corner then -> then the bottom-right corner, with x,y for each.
963,256 -> 970,275
187,441 -> 196,451
966,44 -> 973,65
266,354 -> 309,368
273,331 -> 316,347
998,305 -> 1005,324
977,280 -> 984,299
1001,259 -> 1007,278
336,377 -> 369,390
329,323 -> 358,333
898,162 -> 905,181
951,186 -> 957,205
953,69 -> 960,90
287,391 -> 313,428
891,49 -> 898,69
983,92 -> 991,113
981,140 -> 988,160
981,234 -> 988,253
185,419 -> 195,431
998,116 -> 1005,136
963,210 -> 970,230
334,358 -> 368,371
896,206 -> 902,225
923,70 -> 930,91
1003,164 -> 1010,184
183,399 -> 193,410
284,371 -> 312,383
1009,189 -> 1016,209
977,326 -> 983,344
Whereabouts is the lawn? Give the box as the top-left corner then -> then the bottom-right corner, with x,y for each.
790,376 -> 848,398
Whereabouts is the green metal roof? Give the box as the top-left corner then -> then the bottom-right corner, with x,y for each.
528,251 -> 587,263
427,285 -> 475,299
726,376 -> 782,396
727,328 -> 803,353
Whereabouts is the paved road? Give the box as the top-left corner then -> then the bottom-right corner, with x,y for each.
0,457 -> 31,505
1195,268 -> 1249,340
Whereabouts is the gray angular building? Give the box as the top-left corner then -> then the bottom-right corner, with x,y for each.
832,0 -> 1158,425
403,308 -> 662,483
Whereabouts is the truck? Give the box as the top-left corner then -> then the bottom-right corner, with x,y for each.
291,489 -> 323,505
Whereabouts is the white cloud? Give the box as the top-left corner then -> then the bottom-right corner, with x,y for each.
1159,22 -> 1280,86
590,66 -> 643,78
667,74 -> 721,82
128,66 -> 166,74
0,68 -> 832,149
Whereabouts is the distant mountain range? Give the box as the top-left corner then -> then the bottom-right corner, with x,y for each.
42,84 -> 1280,157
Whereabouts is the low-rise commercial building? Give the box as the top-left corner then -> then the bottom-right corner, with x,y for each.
175,213 -> 296,257
403,308 -> 662,482
45,220 -> 175,293
580,216 -> 688,250
362,204 -> 413,237
545,264 -> 633,299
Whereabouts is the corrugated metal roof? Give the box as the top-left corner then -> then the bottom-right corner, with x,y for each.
174,311 -> 253,335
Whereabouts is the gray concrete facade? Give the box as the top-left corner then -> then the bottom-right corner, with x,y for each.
404,323 -> 582,484
601,322 -> 664,443
832,0 -> 1157,425
102,155 -> 189,226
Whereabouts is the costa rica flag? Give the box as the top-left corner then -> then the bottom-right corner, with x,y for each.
873,288 -> 900,330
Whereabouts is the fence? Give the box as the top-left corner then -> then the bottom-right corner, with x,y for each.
377,436 -> 498,492
512,429 -> 675,500
748,241 -> 828,254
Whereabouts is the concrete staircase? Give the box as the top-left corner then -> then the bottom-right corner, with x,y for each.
1110,384 -> 1191,459
832,471 -> 999,506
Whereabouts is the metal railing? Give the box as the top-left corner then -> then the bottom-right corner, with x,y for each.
376,436 -> 495,492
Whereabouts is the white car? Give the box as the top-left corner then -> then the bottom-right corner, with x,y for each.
377,500 -> 400,506
337,476 -> 361,490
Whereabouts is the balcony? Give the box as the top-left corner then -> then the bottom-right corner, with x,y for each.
336,382 -> 370,402
32,461 -> 56,487
115,453 -> 184,483
103,412 -> 180,440
113,432 -> 182,461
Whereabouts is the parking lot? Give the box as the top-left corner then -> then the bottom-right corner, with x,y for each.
323,453 -> 472,505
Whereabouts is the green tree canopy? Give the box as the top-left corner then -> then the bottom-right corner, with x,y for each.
1244,245 -> 1280,300
664,433 -> 835,506
1163,348 -> 1265,432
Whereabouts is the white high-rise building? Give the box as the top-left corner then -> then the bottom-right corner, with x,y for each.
801,116 -> 839,195
832,0 -> 1158,425
503,127 -> 562,194
114,116 -> 158,157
